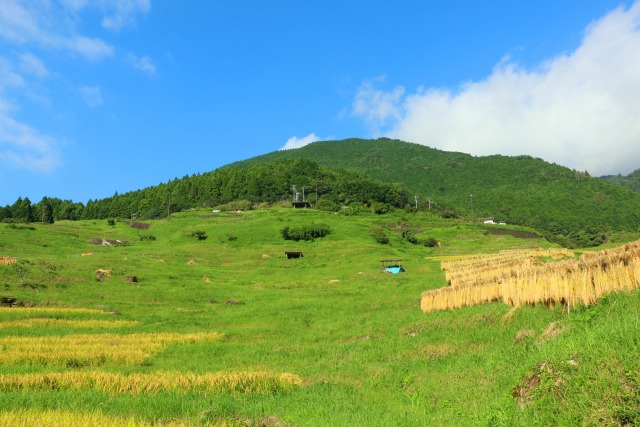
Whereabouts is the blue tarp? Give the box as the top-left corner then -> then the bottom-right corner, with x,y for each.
384,265 -> 404,274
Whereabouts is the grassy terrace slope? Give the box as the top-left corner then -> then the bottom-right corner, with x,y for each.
0,209 -> 639,426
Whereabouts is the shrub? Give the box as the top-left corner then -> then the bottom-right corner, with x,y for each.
107,219 -> 116,226
402,230 -> 418,245
370,226 -> 390,244
281,223 -> 331,241
423,237 -> 438,247
139,234 -> 157,242
340,202 -> 366,216
371,203 -> 393,215
141,208 -> 163,220
214,200 -> 252,212
191,231 -> 208,240
226,233 -> 237,241
315,199 -> 338,212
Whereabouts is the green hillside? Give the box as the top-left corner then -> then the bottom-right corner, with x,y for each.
600,168 -> 640,192
0,209 -> 638,425
235,138 -> 640,247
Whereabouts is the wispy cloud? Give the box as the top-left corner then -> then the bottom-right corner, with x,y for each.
18,52 -> 48,78
352,77 -> 404,135
78,85 -> 103,108
129,53 -> 156,75
0,101 -> 59,172
60,0 -> 151,32
100,0 -> 151,31
352,2 -> 640,176
0,56 -> 26,88
0,0 -> 151,172
280,133 -> 321,150
0,0 -> 114,60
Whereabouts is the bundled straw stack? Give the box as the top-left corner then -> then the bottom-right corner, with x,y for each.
421,242 -> 640,312
0,256 -> 16,266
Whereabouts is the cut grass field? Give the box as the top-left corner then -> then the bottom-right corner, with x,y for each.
0,207 -> 638,426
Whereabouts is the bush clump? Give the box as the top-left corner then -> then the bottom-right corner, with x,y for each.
370,226 -> 389,244
423,237 -> 438,247
315,199 -> 338,212
191,231 -> 208,241
139,234 -> 157,241
402,230 -> 418,245
281,223 -> 331,241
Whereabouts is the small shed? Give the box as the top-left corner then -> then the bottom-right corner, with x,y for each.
285,251 -> 304,259
292,201 -> 311,209
381,259 -> 405,274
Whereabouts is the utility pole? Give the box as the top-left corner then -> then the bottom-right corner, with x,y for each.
167,193 -> 171,220
414,195 -> 418,210
470,194 -> 474,221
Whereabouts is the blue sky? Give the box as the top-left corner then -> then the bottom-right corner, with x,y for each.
1,1 -> 639,205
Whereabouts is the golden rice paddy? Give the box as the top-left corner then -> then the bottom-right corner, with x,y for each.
0,332 -> 223,367
0,409 -> 198,427
0,370 -> 303,395
0,307 -> 110,315
0,318 -> 138,329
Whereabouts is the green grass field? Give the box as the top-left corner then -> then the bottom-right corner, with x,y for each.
0,208 -> 638,426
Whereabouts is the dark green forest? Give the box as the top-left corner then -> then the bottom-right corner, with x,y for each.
0,158 -> 410,223
3,138 -> 640,248
600,168 -> 640,192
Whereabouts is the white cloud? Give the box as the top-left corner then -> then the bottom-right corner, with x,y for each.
18,52 -> 48,78
0,0 -> 114,61
66,35 -> 114,60
78,85 -> 103,107
0,101 -> 59,172
0,1 -> 151,172
101,0 -> 151,31
352,77 -> 404,135
59,0 -> 151,31
129,54 -> 156,75
352,2 -> 640,176
280,133 -> 322,150
0,57 -> 26,88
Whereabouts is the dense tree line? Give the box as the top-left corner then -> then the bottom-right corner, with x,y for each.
0,159 -> 412,223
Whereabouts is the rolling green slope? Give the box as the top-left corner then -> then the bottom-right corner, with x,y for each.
0,209 -> 638,425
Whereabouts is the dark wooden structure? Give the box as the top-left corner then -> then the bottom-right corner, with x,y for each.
285,251 -> 304,259
292,201 -> 311,209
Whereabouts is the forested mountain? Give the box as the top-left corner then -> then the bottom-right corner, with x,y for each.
600,168 -> 640,192
234,138 -> 640,246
